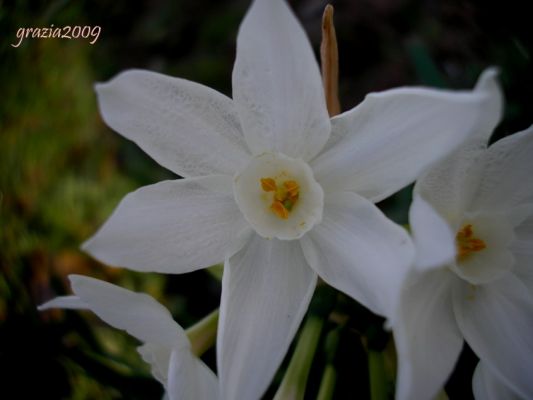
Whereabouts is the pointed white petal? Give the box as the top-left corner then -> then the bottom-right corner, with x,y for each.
46,276 -> 216,397
393,269 -> 463,400
167,347 -> 218,400
469,67 -> 505,143
312,69 -> 502,202
300,192 -> 414,317
512,214 -> 533,289
416,114 -> 532,229
414,130 -> 533,259
453,273 -> 533,398
473,362 -> 522,400
409,194 -> 456,270
411,68 -> 504,224
413,141 -> 486,227
38,295 -> 89,311
83,176 -> 248,274
472,125 -> 533,212
232,0 -> 330,160
137,343 -> 173,386
217,234 -> 317,400
137,327 -> 219,399
69,275 -> 186,347
95,69 -> 250,177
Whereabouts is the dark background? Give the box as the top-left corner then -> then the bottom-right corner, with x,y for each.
1,0 -> 531,398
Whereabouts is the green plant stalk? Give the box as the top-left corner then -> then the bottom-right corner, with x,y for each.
368,349 -> 388,400
186,309 -> 219,357
317,325 -> 342,400
317,363 -> 336,400
273,316 -> 324,400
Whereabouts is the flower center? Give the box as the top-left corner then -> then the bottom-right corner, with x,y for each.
260,178 -> 300,219
450,214 -> 515,286
233,152 -> 323,240
455,224 -> 487,260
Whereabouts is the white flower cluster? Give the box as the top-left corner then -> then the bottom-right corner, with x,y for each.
40,0 -> 532,399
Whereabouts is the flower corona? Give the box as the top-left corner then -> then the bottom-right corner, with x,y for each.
233,152 -> 324,240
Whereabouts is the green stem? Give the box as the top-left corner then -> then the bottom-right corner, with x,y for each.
273,316 -> 324,400
317,364 -> 336,400
185,309 -> 219,357
317,326 -> 341,400
206,263 -> 223,281
368,349 -> 388,400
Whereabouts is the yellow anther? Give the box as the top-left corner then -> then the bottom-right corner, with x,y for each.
271,200 -> 289,219
261,176 -> 301,219
284,180 -> 299,198
456,224 -> 487,260
261,178 -> 277,192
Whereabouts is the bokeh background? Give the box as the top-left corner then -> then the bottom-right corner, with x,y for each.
1,0 -> 531,398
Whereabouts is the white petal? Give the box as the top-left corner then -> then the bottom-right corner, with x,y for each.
453,273 -> 533,398
473,362 -> 522,400
300,192 -> 414,317
38,295 -> 89,311
68,275 -> 186,347
167,347 -> 218,400
469,67 -> 505,144
43,276 -> 217,397
410,82 -> 504,223
138,337 -> 218,399
413,142 -> 486,226
95,69 -> 250,177
471,125 -> 533,212
412,67 -> 503,224
217,234 -> 317,400
409,194 -> 456,270
83,176 -> 248,274
137,343 -> 172,386
512,214 -> 533,289
392,269 -> 463,400
311,69 -> 502,202
232,0 -> 330,160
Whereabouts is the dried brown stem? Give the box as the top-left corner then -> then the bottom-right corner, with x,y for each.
320,4 -> 341,117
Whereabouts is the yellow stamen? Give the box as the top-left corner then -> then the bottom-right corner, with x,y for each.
275,187 -> 288,202
456,224 -> 486,260
260,176 -> 301,219
261,178 -> 277,192
284,180 -> 299,198
271,200 -> 289,219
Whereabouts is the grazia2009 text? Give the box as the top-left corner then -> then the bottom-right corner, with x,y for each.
11,25 -> 101,48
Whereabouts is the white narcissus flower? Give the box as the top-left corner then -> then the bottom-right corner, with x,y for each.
84,0 -> 501,397
393,121 -> 533,400
38,275 -> 218,400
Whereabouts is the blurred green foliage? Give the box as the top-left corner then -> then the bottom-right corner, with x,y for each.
1,0 -> 531,398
